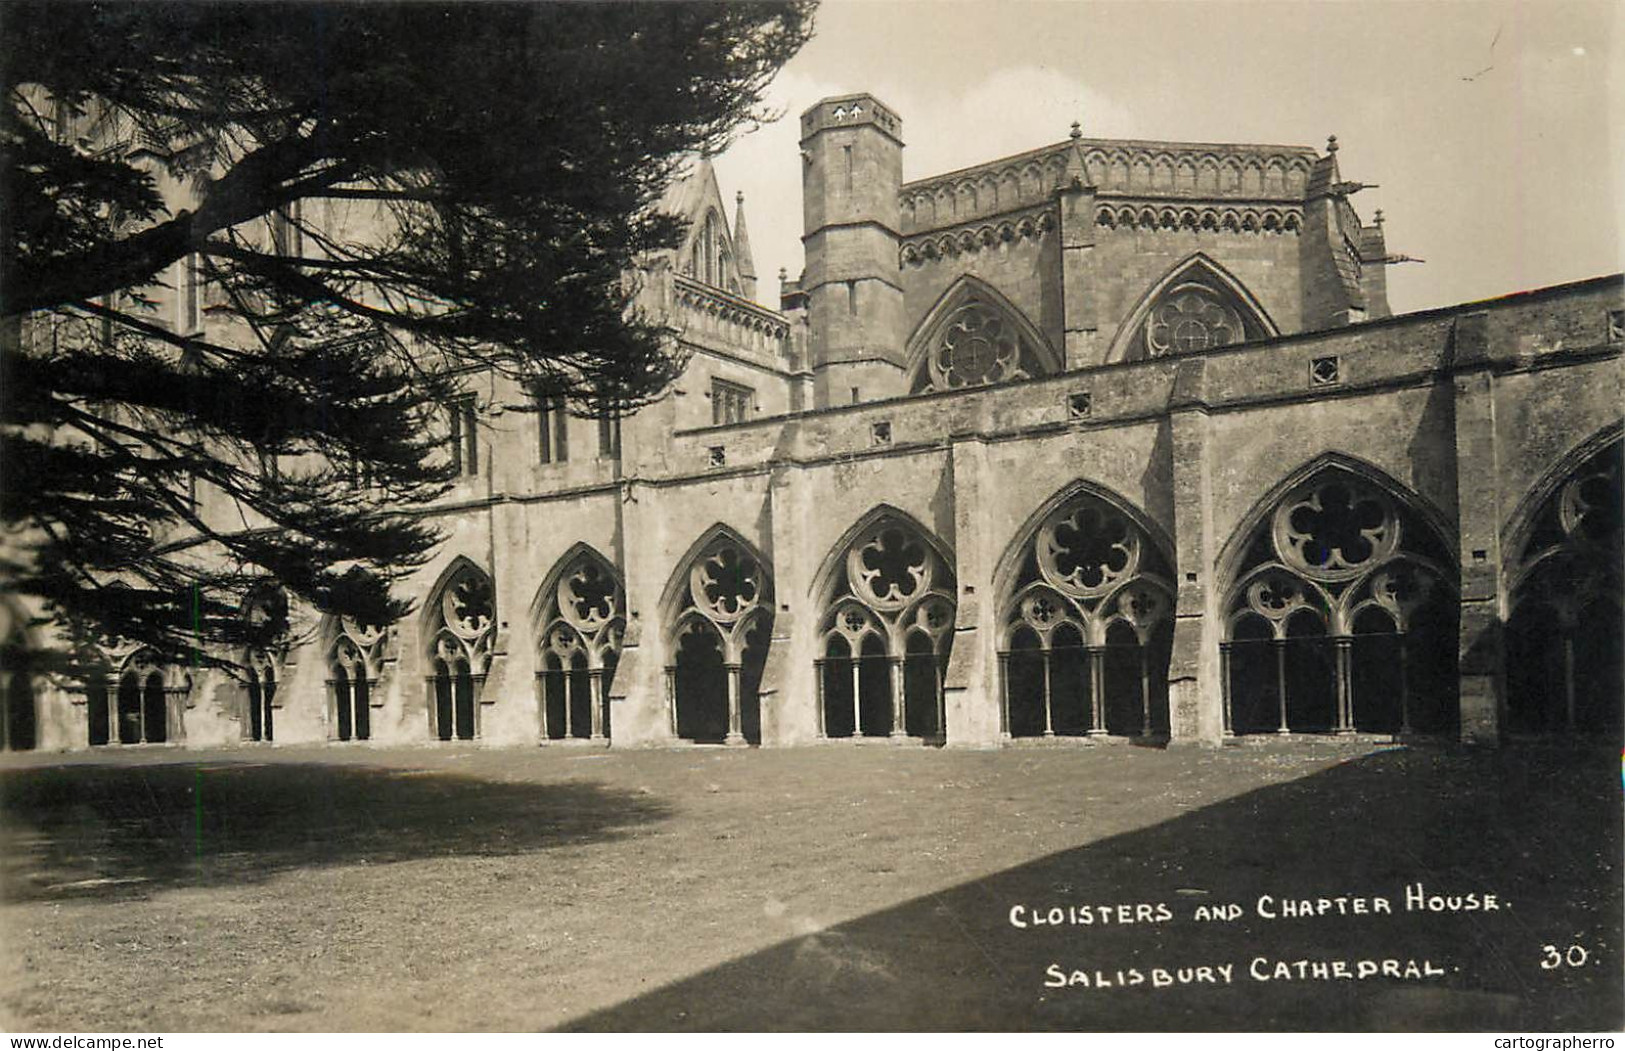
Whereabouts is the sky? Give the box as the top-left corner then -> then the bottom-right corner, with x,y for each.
710,0 -> 1622,317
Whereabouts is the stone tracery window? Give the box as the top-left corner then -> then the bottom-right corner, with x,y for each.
1144,283 -> 1248,356
328,614 -> 389,741
667,533 -> 773,744
817,516 -> 955,740
243,586 -> 288,743
536,549 -> 624,742
1505,440 -> 1622,736
426,561 -> 494,741
908,281 -> 1059,394
1001,493 -> 1174,738
1223,472 -> 1457,736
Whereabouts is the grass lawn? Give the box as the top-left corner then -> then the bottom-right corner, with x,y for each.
0,740 -> 1618,1032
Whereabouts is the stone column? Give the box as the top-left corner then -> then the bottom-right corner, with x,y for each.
725,663 -> 744,745
889,656 -> 907,738
1087,647 -> 1106,736
588,668 -> 605,740
761,445 -> 815,744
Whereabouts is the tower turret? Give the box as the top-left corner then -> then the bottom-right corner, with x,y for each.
799,93 -> 906,406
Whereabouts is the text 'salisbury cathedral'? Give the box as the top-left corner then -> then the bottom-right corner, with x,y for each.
4,93 -> 1621,753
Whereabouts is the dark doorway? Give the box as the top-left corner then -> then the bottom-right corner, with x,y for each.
674,626 -> 727,743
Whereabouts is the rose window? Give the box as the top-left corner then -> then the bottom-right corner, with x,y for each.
691,544 -> 761,622
1560,462 -> 1621,549
1276,481 -> 1397,580
1038,505 -> 1138,598
934,304 -> 1026,389
445,573 -> 494,637
1145,285 -> 1246,357
850,527 -> 931,609
562,561 -> 618,630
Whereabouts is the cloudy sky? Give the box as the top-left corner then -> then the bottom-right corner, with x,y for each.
710,0 -> 1620,317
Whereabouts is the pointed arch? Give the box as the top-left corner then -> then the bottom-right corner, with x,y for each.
993,482 -> 1175,739
421,554 -> 494,741
993,481 -> 1176,608
905,275 -> 1061,393
1502,434 -> 1622,737
1106,252 -> 1279,363
811,504 -> 956,607
812,506 -> 956,741
1219,453 -> 1460,737
533,542 -> 624,743
662,523 -> 774,745
1217,452 -> 1457,587
1501,421 -> 1624,575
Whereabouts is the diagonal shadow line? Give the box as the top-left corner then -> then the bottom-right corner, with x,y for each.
559,747 -> 1622,1033
0,759 -> 672,903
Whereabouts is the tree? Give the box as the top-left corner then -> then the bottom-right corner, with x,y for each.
0,1 -> 815,673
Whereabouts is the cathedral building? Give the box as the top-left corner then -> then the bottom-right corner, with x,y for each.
5,92 -> 1621,753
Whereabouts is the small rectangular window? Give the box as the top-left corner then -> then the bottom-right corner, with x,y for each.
175,253 -> 202,335
711,378 -> 753,426
537,394 -> 569,464
598,415 -> 622,460
449,395 -> 478,477
271,201 -> 303,259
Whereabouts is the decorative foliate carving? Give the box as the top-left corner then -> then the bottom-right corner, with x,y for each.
822,517 -> 955,658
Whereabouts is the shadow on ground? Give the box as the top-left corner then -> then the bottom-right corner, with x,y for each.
0,759 -> 670,902
564,746 -> 1621,1032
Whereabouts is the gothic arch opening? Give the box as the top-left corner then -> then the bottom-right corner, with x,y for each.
1221,464 -> 1458,736
814,510 -> 955,741
243,586 -> 289,743
534,546 -> 624,742
326,614 -> 385,742
1504,439 -> 1622,738
998,487 -> 1175,739
663,528 -> 773,745
424,559 -> 494,741
113,650 -> 177,744
906,277 -> 1061,393
1108,253 -> 1277,363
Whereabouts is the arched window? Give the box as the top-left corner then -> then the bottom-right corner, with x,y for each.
1109,254 -> 1276,362
426,562 -> 494,741
1222,469 -> 1458,736
114,650 -> 176,744
665,532 -> 773,745
243,586 -> 289,743
816,514 -> 955,740
535,548 -> 624,742
906,278 -> 1060,393
1000,491 -> 1174,738
1505,440 -> 1622,737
